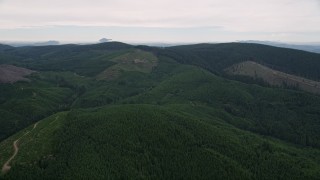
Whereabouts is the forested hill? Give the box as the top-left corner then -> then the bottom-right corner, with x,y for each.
1,42 -> 320,179
0,44 -> 13,51
1,42 -> 320,80
161,43 -> 320,80
0,42 -> 133,76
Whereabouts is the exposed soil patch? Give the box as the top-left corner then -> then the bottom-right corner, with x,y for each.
0,64 -> 35,84
97,50 -> 158,80
225,61 -> 320,94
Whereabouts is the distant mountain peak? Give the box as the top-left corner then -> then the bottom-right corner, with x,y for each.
99,38 -> 112,43
33,41 -> 60,46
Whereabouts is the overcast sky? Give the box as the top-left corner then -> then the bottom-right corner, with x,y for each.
0,0 -> 320,43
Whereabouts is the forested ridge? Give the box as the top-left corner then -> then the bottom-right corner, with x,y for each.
0,42 -> 320,179
161,43 -> 320,80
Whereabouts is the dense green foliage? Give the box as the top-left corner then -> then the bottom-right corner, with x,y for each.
0,77 -> 73,141
161,43 -> 320,80
3,105 -> 320,179
124,65 -> 320,148
0,112 -> 67,169
1,42 -> 320,179
0,42 -> 132,76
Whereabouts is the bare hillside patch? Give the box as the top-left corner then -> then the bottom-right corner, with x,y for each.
225,61 -> 320,94
97,50 -> 158,80
0,65 -> 35,84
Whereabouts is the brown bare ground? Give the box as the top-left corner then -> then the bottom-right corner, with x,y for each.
225,61 -> 320,94
97,50 -> 158,80
0,64 -> 35,84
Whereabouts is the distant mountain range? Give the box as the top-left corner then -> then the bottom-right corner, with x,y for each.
2,40 -> 320,54
239,40 -> 320,53
0,40 -> 60,47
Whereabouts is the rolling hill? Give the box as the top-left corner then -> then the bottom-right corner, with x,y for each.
161,43 -> 320,80
0,42 -> 320,179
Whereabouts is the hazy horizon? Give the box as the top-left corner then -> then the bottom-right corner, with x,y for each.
1,0 -> 320,43
2,40 -> 320,47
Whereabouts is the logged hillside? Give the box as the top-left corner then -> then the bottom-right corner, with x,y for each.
1,42 -> 320,179
161,43 -> 320,80
2,42 -> 320,80
97,49 -> 158,80
225,61 -> 320,94
0,65 -> 35,83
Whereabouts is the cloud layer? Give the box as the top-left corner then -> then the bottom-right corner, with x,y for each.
0,0 -> 319,42
1,0 -> 319,31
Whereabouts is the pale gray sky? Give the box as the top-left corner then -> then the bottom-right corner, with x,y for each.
0,0 -> 319,43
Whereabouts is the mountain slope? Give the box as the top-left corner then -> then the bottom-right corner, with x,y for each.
124,65 -> 320,148
2,105 -> 320,179
0,112 -> 67,175
161,43 -> 320,80
225,61 -> 320,94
